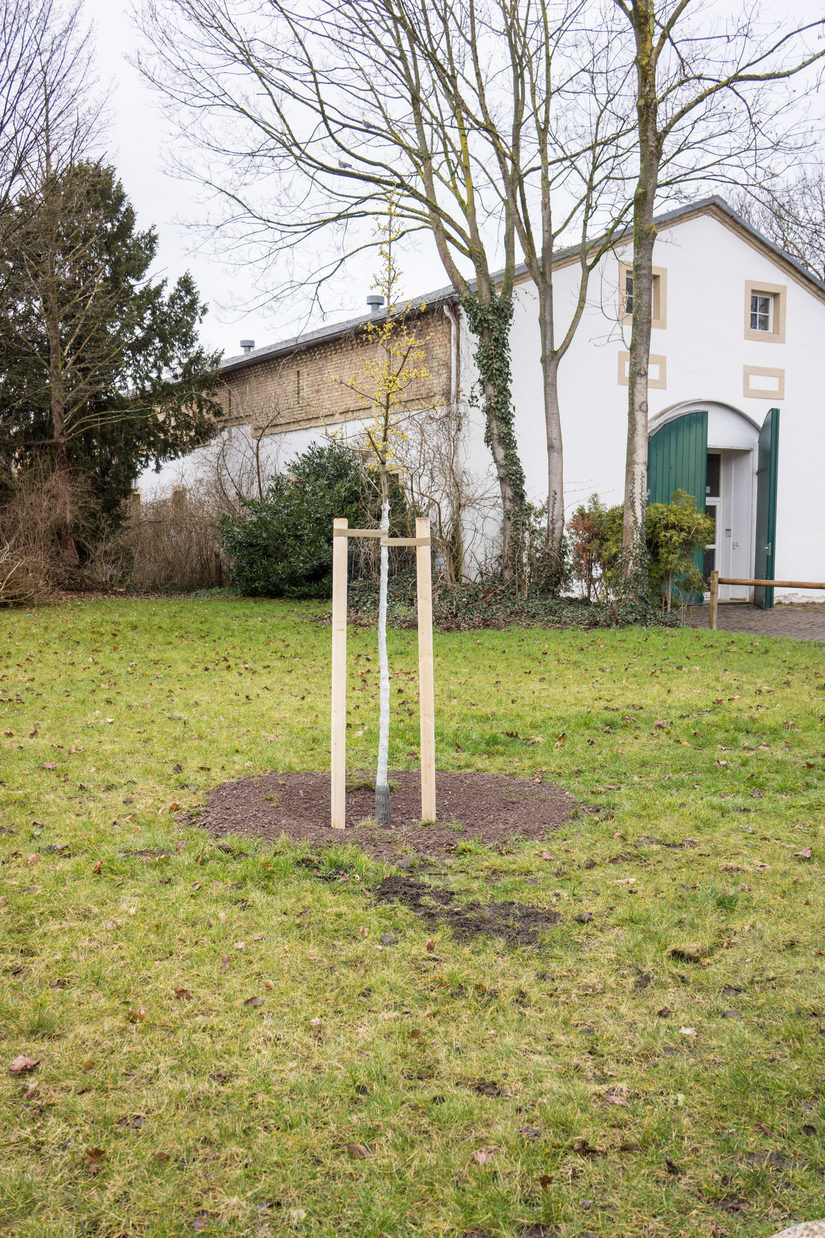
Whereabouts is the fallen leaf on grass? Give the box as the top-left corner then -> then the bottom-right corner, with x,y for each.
425,938 -> 435,951
9,1056 -> 39,1073
244,996 -> 265,1008
262,979 -> 275,991
26,853 -> 39,865
23,1080 -> 40,1100
471,1078 -> 504,1097
519,1126 -> 542,1140
613,877 -> 636,885
679,1026 -> 697,1037
84,1146 -> 106,1175
538,1174 -> 552,1189
91,860 -> 102,874
795,847 -> 813,860
42,762 -> 57,770
173,987 -> 192,1000
472,1146 -> 497,1165
345,1142 -> 372,1159
603,1087 -> 628,1106
408,1028 -> 425,1043
572,1138 -> 604,1157
220,954 -> 230,971
116,1114 -> 145,1130
234,941 -> 246,951
127,1007 -> 147,1023
539,851 -> 555,861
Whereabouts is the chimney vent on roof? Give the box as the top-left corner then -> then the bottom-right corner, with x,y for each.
366,295 -> 385,317
240,339 -> 255,355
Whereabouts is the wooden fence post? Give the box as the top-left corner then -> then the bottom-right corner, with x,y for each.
709,569 -> 719,631
331,518 -> 349,829
416,517 -> 436,822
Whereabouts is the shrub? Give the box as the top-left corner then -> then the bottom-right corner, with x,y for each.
567,495 -> 623,601
219,441 -> 410,598
646,489 -> 714,611
0,467 -> 86,605
112,488 -> 223,592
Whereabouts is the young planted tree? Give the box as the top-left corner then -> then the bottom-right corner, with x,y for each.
0,161 -> 220,563
611,0 -> 824,557
342,205 -> 434,823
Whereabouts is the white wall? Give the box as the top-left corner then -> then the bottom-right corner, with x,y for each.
498,213 -> 825,601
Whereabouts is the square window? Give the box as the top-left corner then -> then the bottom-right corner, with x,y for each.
744,281 -> 785,342
750,293 -> 773,333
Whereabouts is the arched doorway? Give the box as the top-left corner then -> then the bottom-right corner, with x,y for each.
648,402 -> 779,604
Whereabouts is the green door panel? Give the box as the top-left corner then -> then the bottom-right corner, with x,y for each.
754,408 -> 780,610
648,410 -> 708,603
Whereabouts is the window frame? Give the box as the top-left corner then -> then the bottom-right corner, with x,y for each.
744,280 -> 786,343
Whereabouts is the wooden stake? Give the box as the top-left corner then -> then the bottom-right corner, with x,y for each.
330,517 -> 348,828
416,516 -> 436,822
708,569 -> 719,631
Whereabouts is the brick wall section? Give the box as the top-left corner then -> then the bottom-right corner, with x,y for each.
218,307 -> 454,438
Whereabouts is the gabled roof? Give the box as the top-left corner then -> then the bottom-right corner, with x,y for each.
220,196 -> 825,377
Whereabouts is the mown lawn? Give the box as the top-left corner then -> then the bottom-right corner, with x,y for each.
1,598 -> 823,1238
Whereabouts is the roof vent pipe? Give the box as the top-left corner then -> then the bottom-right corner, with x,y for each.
240,339 -> 255,355
366,295 -> 385,316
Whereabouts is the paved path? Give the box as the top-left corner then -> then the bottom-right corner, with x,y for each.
684,602 -> 825,642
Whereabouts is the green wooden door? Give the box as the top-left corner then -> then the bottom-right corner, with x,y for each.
754,408 -> 780,609
648,411 -> 708,603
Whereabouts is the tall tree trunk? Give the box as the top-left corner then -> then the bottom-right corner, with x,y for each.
622,0 -> 658,560
375,474 -> 391,825
538,280 -> 565,584
45,293 -> 80,567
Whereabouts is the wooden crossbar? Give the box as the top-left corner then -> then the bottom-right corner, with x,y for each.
382,536 -> 431,547
708,569 -> 825,630
333,527 -> 388,538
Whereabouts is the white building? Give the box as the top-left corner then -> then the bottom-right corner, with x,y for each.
151,197 -> 825,603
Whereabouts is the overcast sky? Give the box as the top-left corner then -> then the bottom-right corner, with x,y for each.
86,0 -> 825,361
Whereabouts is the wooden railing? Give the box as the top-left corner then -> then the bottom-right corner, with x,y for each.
708,569 -> 825,629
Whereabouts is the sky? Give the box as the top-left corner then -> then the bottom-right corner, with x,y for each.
86,0 -> 449,358
86,0 -> 825,362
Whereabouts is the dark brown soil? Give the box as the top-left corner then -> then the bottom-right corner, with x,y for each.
373,873 -> 563,945
195,769 -> 576,862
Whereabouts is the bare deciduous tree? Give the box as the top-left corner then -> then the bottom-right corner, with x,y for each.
611,0 -> 825,557
137,0 -> 634,584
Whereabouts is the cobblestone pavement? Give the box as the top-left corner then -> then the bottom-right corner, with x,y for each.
684,603 -> 825,642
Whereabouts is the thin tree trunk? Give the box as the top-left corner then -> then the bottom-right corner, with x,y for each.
45,291 -> 80,567
375,478 -> 391,825
622,0 -> 658,558
539,288 -> 565,578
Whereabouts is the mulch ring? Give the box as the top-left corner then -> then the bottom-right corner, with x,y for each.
193,769 -> 576,863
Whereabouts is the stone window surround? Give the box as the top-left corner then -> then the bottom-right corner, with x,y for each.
618,261 -> 668,329
744,279 -> 786,343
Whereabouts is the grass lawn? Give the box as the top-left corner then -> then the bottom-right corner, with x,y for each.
1,597 -> 824,1238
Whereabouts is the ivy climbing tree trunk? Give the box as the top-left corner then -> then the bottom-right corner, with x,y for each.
461,294 -> 525,585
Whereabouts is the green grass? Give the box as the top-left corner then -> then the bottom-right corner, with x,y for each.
1,597 -> 823,1238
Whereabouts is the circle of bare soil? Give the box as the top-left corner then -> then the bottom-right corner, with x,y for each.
195,770 -> 576,862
